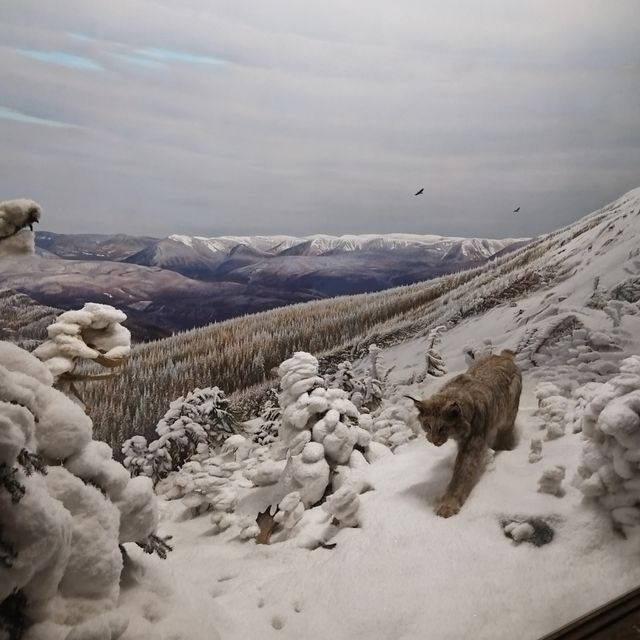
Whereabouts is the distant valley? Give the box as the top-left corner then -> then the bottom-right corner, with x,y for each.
0,231 -> 528,340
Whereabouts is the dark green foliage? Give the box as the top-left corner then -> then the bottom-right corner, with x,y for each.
153,386 -> 239,474
16,450 -> 47,477
0,449 -> 48,504
611,277 -> 640,303
136,533 -> 173,559
0,465 -> 25,505
0,527 -> 18,569
84,479 -> 107,497
586,288 -> 608,309
0,590 -> 27,640
0,449 -> 47,608
252,389 -> 281,445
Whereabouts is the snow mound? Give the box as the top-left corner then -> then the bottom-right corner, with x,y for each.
574,356 -> 640,538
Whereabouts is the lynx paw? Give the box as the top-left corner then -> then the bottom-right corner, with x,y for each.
435,498 -> 461,518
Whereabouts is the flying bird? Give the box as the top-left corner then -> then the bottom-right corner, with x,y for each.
414,188 -> 424,196
513,206 -> 520,213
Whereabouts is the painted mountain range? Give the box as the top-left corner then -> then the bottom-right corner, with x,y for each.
0,231 -> 527,339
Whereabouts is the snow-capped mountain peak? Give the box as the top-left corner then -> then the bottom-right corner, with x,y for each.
165,232 -> 525,260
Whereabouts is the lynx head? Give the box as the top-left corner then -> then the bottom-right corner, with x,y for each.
407,395 -> 468,446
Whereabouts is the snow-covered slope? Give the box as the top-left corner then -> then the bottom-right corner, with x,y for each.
102,188 -> 640,639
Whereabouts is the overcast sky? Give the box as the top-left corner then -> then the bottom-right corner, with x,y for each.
1,1 -> 639,239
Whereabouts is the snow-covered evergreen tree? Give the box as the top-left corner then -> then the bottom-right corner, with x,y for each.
361,345 -> 385,411
359,401 -> 418,451
252,388 -> 281,445
0,211 -> 164,638
366,344 -> 385,385
121,435 -> 153,477
611,276 -> 640,304
604,299 -> 638,328
159,351 -> 390,546
414,325 -> 446,382
324,360 -> 374,412
324,361 -> 357,394
124,386 -> 239,482
586,276 -> 608,309
573,355 -> 640,542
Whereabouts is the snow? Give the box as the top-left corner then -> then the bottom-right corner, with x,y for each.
123,384 -> 613,640
150,426 -> 635,640
322,485 -> 360,527
284,443 -> 330,507
46,467 -> 122,603
66,441 -> 131,501
0,308 -> 159,637
0,198 -> 41,257
33,302 -> 131,379
573,357 -> 640,536
504,521 -> 535,542
123,386 -> 239,484
0,471 -> 73,612
0,340 -> 54,386
100,188 -> 640,640
537,466 -> 566,496
114,476 -> 159,544
6,187 -> 640,639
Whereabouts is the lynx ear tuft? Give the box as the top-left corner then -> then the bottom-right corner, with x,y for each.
403,395 -> 422,405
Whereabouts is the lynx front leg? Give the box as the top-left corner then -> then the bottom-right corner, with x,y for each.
435,438 -> 486,518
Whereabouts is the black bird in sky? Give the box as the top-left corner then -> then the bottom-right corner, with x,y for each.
414,188 -> 424,196
513,206 -> 520,213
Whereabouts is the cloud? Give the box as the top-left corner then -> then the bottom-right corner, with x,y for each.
109,52 -> 166,70
0,105 -> 77,128
14,48 -> 103,71
0,0 -> 638,239
132,47 -> 227,66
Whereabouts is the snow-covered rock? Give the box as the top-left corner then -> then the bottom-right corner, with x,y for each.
538,466 -> 566,496
528,438 -> 543,463
504,521 -> 535,543
535,382 -> 568,440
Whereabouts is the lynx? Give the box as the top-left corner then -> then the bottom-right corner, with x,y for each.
409,349 -> 522,518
